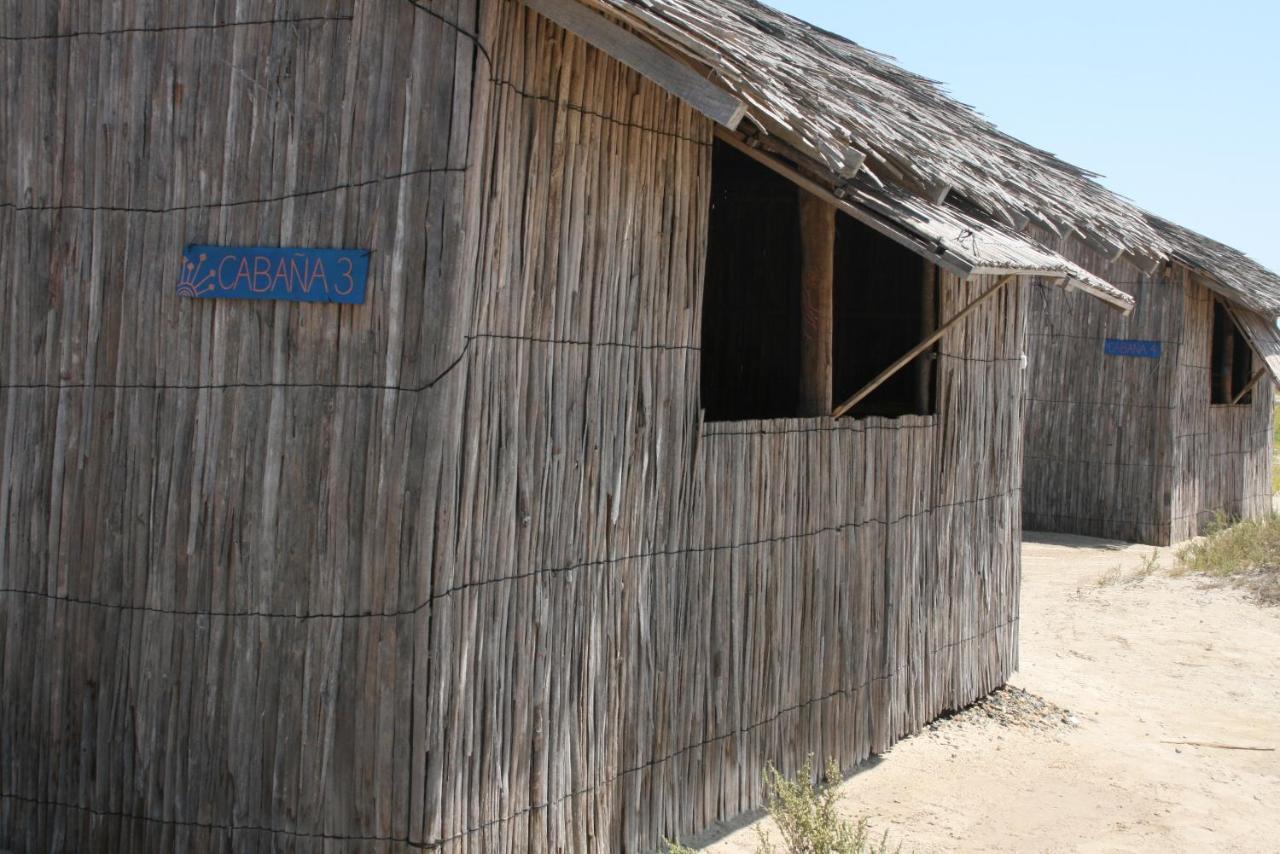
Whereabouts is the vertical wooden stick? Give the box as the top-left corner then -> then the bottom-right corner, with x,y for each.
798,191 -> 835,416
915,263 -> 937,415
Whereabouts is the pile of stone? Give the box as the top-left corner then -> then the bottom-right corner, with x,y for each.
928,686 -> 1079,733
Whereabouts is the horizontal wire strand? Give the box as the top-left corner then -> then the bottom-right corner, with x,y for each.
0,14 -> 354,41
0,490 -> 1018,621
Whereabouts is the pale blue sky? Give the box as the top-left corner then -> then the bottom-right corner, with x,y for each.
768,0 -> 1280,273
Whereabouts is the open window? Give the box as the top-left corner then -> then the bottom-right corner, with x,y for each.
834,215 -> 937,417
700,141 -> 804,421
700,139 -> 938,422
1210,299 -> 1255,405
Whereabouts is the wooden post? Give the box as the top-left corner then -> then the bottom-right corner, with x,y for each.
915,263 -> 937,414
799,191 -> 835,416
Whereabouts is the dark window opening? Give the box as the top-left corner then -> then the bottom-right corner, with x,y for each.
701,141 -> 803,421
1211,300 -> 1254,405
834,214 -> 938,417
700,138 -> 938,422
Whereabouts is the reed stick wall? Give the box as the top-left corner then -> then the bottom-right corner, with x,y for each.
1170,275 -> 1275,542
1024,235 -> 1273,546
2,1 -> 1024,850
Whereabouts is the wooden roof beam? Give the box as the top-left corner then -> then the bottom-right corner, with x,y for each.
524,0 -> 747,129
1122,250 -> 1165,277
746,128 -> 867,182
1074,227 -> 1127,264
925,179 -> 952,205
872,149 -> 952,208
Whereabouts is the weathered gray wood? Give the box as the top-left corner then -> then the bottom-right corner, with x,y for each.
1023,231 -> 1275,547
2,1 -> 1027,852
522,0 -> 747,129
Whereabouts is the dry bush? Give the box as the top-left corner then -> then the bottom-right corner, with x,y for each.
757,757 -> 899,854
1176,514 -> 1280,605
1096,550 -> 1161,587
665,755 -> 901,854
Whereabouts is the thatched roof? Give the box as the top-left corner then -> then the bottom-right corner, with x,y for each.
1147,216 -> 1280,315
837,176 -> 1135,310
586,0 -> 1280,315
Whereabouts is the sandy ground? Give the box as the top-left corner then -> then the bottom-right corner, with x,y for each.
697,533 -> 1280,854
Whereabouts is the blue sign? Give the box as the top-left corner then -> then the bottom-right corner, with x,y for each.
177,245 -> 370,304
1103,339 -> 1162,359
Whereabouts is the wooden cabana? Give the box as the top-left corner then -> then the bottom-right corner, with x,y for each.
1024,217 -> 1280,545
3,0 -> 1253,851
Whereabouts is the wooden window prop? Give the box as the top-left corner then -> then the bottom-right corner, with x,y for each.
831,275 -> 1013,419
833,213 -> 938,418
1211,300 -> 1256,405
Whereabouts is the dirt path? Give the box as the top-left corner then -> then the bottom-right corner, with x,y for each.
698,533 -> 1280,853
